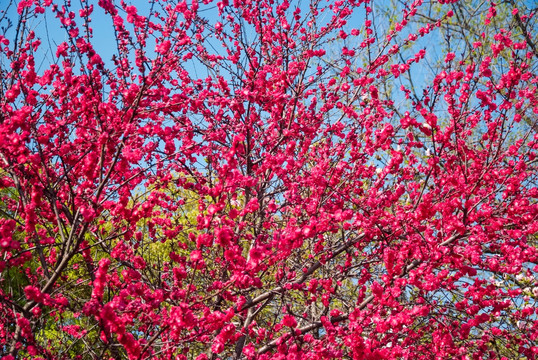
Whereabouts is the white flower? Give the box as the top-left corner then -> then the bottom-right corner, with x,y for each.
231,198 -> 241,207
